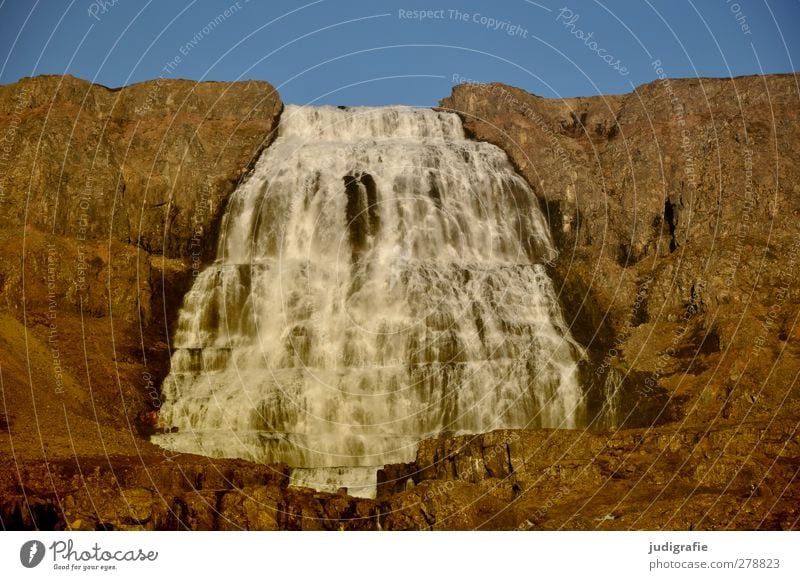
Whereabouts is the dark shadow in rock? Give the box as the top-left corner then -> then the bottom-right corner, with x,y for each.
674,324 -> 722,358
1,498 -> 62,531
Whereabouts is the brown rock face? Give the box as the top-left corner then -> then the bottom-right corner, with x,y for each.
0,454 -> 381,531
375,421 -> 799,530
0,75 -> 283,510
1,74 -> 798,530
0,75 -> 281,257
440,76 -> 800,432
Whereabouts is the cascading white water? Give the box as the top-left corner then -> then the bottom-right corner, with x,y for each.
152,105 -> 586,497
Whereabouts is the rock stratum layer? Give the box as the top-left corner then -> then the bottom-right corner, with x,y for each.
0,74 -> 798,530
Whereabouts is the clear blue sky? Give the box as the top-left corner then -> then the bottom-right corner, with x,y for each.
0,0 -> 797,105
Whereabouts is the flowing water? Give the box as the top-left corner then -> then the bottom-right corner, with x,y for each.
152,105 -> 586,497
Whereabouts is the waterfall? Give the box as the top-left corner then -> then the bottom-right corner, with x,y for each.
152,105 -> 586,498
601,367 -> 624,430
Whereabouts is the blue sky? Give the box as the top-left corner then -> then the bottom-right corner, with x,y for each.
0,0 -> 797,105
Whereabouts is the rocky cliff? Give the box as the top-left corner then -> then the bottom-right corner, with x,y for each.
0,74 -> 797,530
441,76 -> 800,431
0,74 -> 283,497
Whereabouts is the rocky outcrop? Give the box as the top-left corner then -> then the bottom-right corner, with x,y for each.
0,75 -> 281,257
376,421 -> 798,530
0,452 -> 380,531
1,74 -> 798,530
